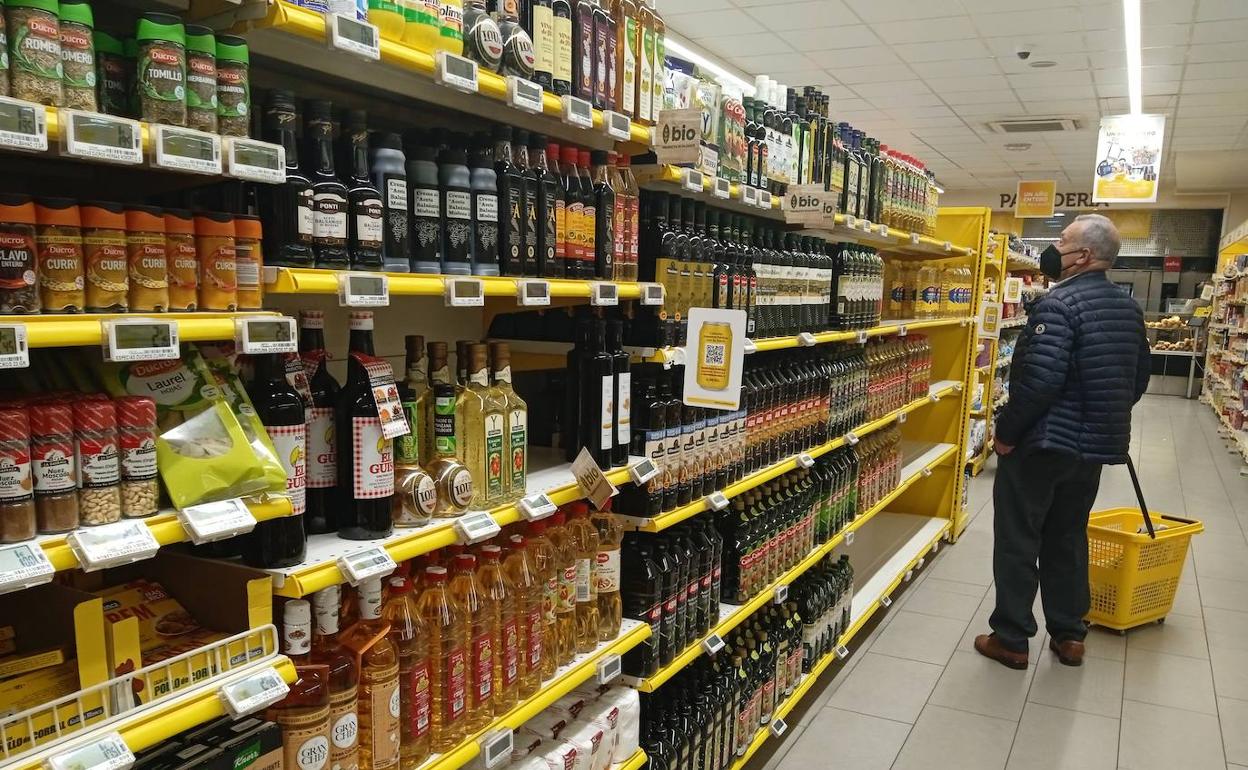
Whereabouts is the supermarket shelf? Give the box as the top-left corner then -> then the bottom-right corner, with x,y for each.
1000,315 -> 1028,329
968,450 -> 989,476
800,216 -> 975,258
267,450 -> 644,598
976,356 -> 1010,374
263,267 -> 645,300
0,311 -> 282,348
1150,349 -> 1201,358
1006,252 -> 1041,273
619,380 -> 962,533
633,165 -> 783,218
617,749 -> 648,770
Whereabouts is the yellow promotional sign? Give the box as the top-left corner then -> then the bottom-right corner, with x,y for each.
1015,180 -> 1056,218
1093,114 -> 1165,203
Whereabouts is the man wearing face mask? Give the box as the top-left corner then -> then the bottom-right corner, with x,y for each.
974,213 -> 1150,670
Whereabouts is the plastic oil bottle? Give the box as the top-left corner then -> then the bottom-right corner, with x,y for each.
476,544 -> 518,713
449,553 -> 493,731
340,579 -> 400,770
526,520 -> 560,680
369,0 -> 407,40
566,502 -> 601,653
434,0 -> 464,55
590,500 -> 624,641
504,534 -> 543,698
546,510 -> 578,666
403,0 -> 444,50
381,576 -> 431,770
309,587 -> 361,770
415,566 -> 466,752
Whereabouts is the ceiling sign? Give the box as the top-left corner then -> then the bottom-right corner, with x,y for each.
1093,114 -> 1165,204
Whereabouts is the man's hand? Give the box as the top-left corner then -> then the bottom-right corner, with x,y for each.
994,438 -> 1015,456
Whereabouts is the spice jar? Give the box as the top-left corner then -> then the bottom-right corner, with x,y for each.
0,0 -> 10,98
93,30 -> 127,116
73,398 -> 120,525
234,213 -> 262,310
29,402 -> 78,533
7,0 -> 61,106
195,211 -> 236,311
184,25 -> 215,133
164,208 -> 197,311
214,34 -> 248,137
125,205 -> 168,312
58,0 -> 94,111
34,197 -> 84,312
135,12 -> 185,127
0,407 -> 35,543
116,396 -> 157,518
81,201 -> 128,312
0,194 -> 39,314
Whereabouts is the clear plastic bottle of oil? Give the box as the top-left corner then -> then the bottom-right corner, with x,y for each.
340,579 -> 400,770
545,511 -> 578,667
449,553 -> 494,731
525,519 -> 560,679
566,502 -> 601,653
415,565 -> 466,752
381,576 -> 431,770
504,534 -> 543,697
590,500 -> 624,641
476,544 -> 518,713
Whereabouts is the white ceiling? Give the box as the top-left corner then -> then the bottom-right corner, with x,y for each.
666,0 -> 1248,194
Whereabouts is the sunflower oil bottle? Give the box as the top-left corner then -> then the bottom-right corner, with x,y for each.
476,544 -> 518,712
590,500 -> 624,641
449,553 -> 494,731
381,576 -> 431,769
403,0 -> 443,49
526,520 -> 561,680
504,534 -> 544,698
566,502 -> 601,653
546,510 -> 578,666
415,565 -> 466,752
340,579 -> 400,770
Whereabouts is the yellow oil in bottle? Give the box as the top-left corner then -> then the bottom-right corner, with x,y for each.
504,534 -> 543,698
590,501 -> 624,641
476,545 -> 518,713
567,502 -> 601,654
449,554 -> 493,732
526,520 -> 560,680
339,579 -> 400,770
415,566 -> 467,753
382,576 -> 430,770
546,511 -> 578,667
403,0 -> 443,50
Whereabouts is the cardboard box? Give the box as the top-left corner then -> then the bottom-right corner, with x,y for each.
211,719 -> 282,770
0,646 -> 67,679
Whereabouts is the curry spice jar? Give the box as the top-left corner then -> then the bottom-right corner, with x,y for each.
125,205 -> 168,312
234,213 -> 262,310
164,208 -> 197,310
117,396 -> 157,518
58,0 -> 94,111
195,211 -> 236,311
214,34 -> 248,137
34,197 -> 84,312
0,194 -> 39,314
7,0 -> 62,106
135,12 -> 185,126
29,402 -> 78,533
184,24 -> 215,133
73,398 -> 121,525
0,407 -> 35,544
81,201 -> 128,312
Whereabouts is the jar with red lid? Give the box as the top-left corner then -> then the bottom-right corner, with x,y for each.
0,408 -> 36,543
29,403 -> 79,533
73,399 -> 121,525
117,396 -> 158,518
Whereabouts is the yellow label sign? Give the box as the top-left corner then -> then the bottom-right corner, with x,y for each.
1015,180 -> 1056,218
1195,306 -> 1211,318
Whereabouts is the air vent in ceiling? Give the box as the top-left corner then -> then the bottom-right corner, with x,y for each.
986,117 -> 1081,134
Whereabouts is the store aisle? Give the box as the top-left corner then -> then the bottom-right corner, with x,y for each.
755,395 -> 1248,770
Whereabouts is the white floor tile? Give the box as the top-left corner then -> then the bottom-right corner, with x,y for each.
866,610 -> 967,665
1118,700 -> 1226,770
1126,611 -> 1209,659
929,650 -> 1036,721
1027,651 -> 1124,718
782,707 -> 910,770
1219,697 -> 1248,766
1006,702 -> 1118,770
825,652 -> 943,723
890,705 -> 1016,770
1123,647 -> 1219,715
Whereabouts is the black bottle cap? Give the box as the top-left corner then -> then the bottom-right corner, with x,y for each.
371,132 -> 403,151
515,128 -> 531,146
590,149 -> 609,165
529,132 -> 548,149
492,125 -> 513,141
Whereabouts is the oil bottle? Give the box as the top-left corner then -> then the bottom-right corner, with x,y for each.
310,587 -> 361,770
566,502 -> 601,653
545,510 -> 578,666
449,553 -> 494,731
268,600 -> 332,770
381,576 -> 431,770
340,579 -> 400,770
415,565 -> 467,752
504,534 -> 543,698
590,499 -> 623,640
476,544 -> 518,712
525,519 -> 560,679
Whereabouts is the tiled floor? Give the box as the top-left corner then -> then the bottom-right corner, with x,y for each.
753,395 -> 1248,770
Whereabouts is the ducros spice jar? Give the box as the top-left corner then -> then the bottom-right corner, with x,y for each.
0,0 -> 9,98
125,205 -> 168,312
73,398 -> 121,525
195,211 -> 236,311
34,197 -> 84,312
135,12 -> 185,126
0,407 -> 35,543
57,0 -> 94,111
234,213 -> 262,310
214,34 -> 248,137
116,396 -> 157,518
6,0 -> 62,106
29,402 -> 78,533
0,194 -> 39,314
93,29 -> 127,116
81,201 -> 128,312
184,24 -> 215,133
164,208 -> 197,311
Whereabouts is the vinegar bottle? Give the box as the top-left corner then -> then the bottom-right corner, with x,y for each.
340,579 -> 400,770
590,500 -> 624,640
415,566 -> 467,752
381,577 -> 431,770
504,534 -> 543,697
449,554 -> 494,731
525,519 -> 560,679
310,587 -> 361,770
476,544 -> 519,713
545,511 -> 578,666
567,502 -> 601,653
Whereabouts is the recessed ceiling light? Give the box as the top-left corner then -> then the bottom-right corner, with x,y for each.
1005,143 -> 1032,151
1029,60 -> 1059,68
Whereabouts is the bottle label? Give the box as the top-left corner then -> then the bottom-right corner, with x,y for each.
355,196 -> 384,249
639,27 -> 654,121
622,18 -> 637,114
503,183 -> 523,266
471,631 -> 493,700
582,203 -> 596,263
368,663 -> 400,770
575,557 -> 594,602
306,407 -> 337,488
508,407 -> 527,494
413,187 -> 440,217
554,14 -> 573,84
558,564 -> 577,612
409,658 -> 431,740
533,4 -> 554,77
600,375 -> 614,451
273,704 -> 331,770
543,575 -> 558,624
314,192 -> 349,243
397,399 -> 421,465
595,548 -> 620,593
485,412 -> 505,499
526,605 -> 542,669
329,686 -> 359,770
446,190 -> 472,219
576,8 -> 593,96
32,439 -> 73,494
446,646 -> 467,723
268,422 -> 307,516
383,177 -> 410,262
474,192 -> 499,266
503,616 -> 520,688
77,437 -> 119,488
297,189 -> 316,240
434,390 -> 457,454
450,467 -> 474,508
351,417 -> 394,499
444,191 -> 472,266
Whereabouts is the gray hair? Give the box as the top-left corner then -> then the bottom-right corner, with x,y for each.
1072,213 -> 1121,265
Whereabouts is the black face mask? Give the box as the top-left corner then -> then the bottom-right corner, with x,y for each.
1040,245 -> 1083,281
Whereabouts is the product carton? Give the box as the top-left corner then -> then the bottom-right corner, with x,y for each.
717,94 -> 746,183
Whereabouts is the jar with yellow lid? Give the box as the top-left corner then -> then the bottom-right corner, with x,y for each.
125,205 -> 169,312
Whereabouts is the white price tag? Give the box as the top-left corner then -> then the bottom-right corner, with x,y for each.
435,51 -> 479,93
904,569 -> 914,583
0,324 -> 29,369
456,511 -> 502,544
68,520 -> 160,571
944,241 -> 953,252
629,457 -> 661,486
797,332 -> 817,347
562,95 -> 594,128
929,392 -> 940,403
743,338 -> 757,355
0,542 -> 53,596
481,729 -> 515,770
796,453 -> 814,469
705,491 -> 729,511
897,412 -> 907,424
603,110 -> 632,141
518,492 -> 557,520
62,110 -> 142,164
682,167 -> 704,192
930,541 -> 939,554
641,283 -> 665,306
151,124 -> 221,175
921,467 -> 933,478
591,282 -> 619,306
758,190 -> 773,209
916,557 -> 925,570
226,138 -> 286,184
774,584 -> 789,603
236,316 -> 297,354
844,530 -> 855,546
702,633 -> 726,655
713,177 -> 731,199
328,13 -> 380,59
769,718 -> 787,737
445,277 -> 485,307
877,224 -> 889,236
507,76 -> 545,113
897,325 -> 907,337
337,546 -> 397,586
102,318 -> 179,362
0,96 -> 47,152
843,432 -> 859,446
910,232 -> 920,245
219,665 -> 290,717
597,653 -> 622,683
855,331 -> 867,344
880,595 -> 893,608
178,498 -> 257,545
835,644 -> 849,660
517,279 -> 551,306
740,185 -> 757,206
47,732 -> 134,770
859,219 -> 873,232
844,215 -> 856,229
338,272 -> 390,307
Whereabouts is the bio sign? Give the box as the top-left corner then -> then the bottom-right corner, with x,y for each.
654,108 -> 701,165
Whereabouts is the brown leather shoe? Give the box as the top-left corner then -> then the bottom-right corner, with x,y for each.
1049,638 -> 1085,667
974,633 -> 1029,670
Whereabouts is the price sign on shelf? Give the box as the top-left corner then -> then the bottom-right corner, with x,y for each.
0,542 -> 54,596
102,318 -> 179,363
713,177 -> 731,199
796,453 -> 815,469
47,732 -> 135,770
774,583 -> 789,603
226,138 -> 286,184
705,491 -> 729,511
507,76 -> 545,114
603,110 -> 632,141
629,457 -> 660,486
435,51 -> 479,93
236,316 -> 298,355
740,185 -> 758,206
220,665 -> 291,717
910,232 -> 921,245
797,332 -> 817,347
562,95 -> 595,129
518,492 -> 557,520
178,498 -> 257,545
0,324 -> 29,370
62,110 -> 142,164
68,520 -> 160,571
682,167 -> 704,192
758,190 -> 773,210
835,644 -> 849,660
338,272 -> 390,307
456,511 -> 502,544
338,546 -> 397,586
0,95 -> 47,152
328,13 -> 380,59
844,530 -> 855,546
151,124 -> 222,175
743,338 -> 757,355
591,282 -> 619,306
640,283 -> 665,306
769,718 -> 788,737
517,279 -> 551,306
445,277 -> 485,307
571,447 -> 618,509
880,594 -> 893,608
597,653 -> 622,684
702,633 -> 726,655
481,729 -> 515,770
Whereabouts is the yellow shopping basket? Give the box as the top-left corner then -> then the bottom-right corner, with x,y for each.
1086,458 -> 1203,632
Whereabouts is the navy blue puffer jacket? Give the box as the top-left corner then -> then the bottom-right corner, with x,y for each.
995,270 -> 1149,464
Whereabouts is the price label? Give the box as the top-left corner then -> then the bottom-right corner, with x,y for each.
102,318 -> 179,363
481,729 -> 515,770
236,316 -> 297,354
844,530 -> 855,546
151,124 -> 221,175
844,432 -> 859,446
835,645 -> 849,660
338,546 -> 397,586
944,241 -> 953,252
47,732 -> 134,770
796,453 -> 814,469
562,95 -> 594,128
897,412 -> 907,424
653,107 -> 701,165
904,569 -> 914,582
929,392 -> 940,403
220,665 -> 290,717
0,95 -> 47,152
328,13 -> 380,59
759,190 -> 773,209
921,467 -> 933,478
591,282 -> 619,306
713,177 -> 731,199
456,511 -> 502,544
769,718 -> 787,737
68,520 -> 160,571
518,492 -> 557,520
226,138 -> 286,184
855,331 -> 867,344
517,279 -> 551,306
910,232 -> 920,245
445,277 -> 485,307
597,653 -> 622,684
629,457 -> 660,486
178,498 -> 257,545
931,541 -> 940,554
702,633 -> 726,655
62,110 -> 142,164
641,283 -> 665,306
743,338 -> 757,355
603,110 -> 632,141
338,273 -> 390,307
682,167 -> 704,192
897,325 -> 907,337
774,584 -> 789,604
0,324 -> 29,369
435,51 -> 479,93
880,595 -> 893,608
859,219 -> 873,232
741,186 -> 757,206
705,491 -> 729,511
0,542 -> 54,596
797,332 -> 817,347
508,76 -> 545,113
844,215 -> 856,229
915,557 -> 925,570
877,224 -> 890,236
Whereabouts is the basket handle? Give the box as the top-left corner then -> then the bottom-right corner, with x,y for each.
1124,456 -> 1157,540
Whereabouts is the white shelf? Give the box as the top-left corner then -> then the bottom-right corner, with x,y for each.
844,513 -> 952,629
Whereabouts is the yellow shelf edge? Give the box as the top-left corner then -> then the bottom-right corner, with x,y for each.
1,311 -> 281,349
264,267 -> 644,300
618,749 -> 648,770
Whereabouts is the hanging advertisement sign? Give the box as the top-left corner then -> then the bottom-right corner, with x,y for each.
1014,180 -> 1056,218
1092,114 -> 1165,203
683,307 -> 747,410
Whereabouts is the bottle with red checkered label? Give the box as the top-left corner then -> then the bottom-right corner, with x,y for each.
243,352 -> 308,569
337,311 -> 395,540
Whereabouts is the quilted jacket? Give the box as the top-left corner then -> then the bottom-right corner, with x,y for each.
995,270 -> 1149,464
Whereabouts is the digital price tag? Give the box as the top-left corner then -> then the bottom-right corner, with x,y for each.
641,283 -> 665,306
102,318 -> 179,363
769,718 -> 787,737
843,432 -> 859,446
713,177 -> 731,199
0,324 -> 29,369
740,185 -> 757,206
591,282 -> 619,306
910,232 -> 920,245
151,124 -> 221,175
897,412 -> 907,424
682,167 -> 704,192
178,498 -> 257,545
0,542 -> 54,596
877,224 -> 890,237
880,595 -> 892,608
68,520 -> 160,571
796,453 -> 814,469
507,76 -> 545,114
629,457 -> 660,486
518,492 -> 557,520
562,95 -> 594,128
835,645 -> 849,660
844,530 -> 854,546
904,569 -> 914,583
337,546 -> 397,586
774,584 -> 788,604
844,215 -> 856,229
47,732 -> 134,770
921,467 -> 933,478
931,541 -> 940,554
859,219 -> 873,232
445,277 -> 485,307
743,338 -> 757,355
702,633 -> 726,655
481,729 -> 515,770
705,491 -> 729,511
944,241 -> 953,252
62,110 -> 142,164
435,51 -> 479,93
328,13 -> 380,59
897,325 -> 908,337
603,110 -> 632,141
0,95 -> 47,152
797,332 -> 816,347
338,272 -> 390,307
855,331 -> 867,344
236,316 -> 297,354
756,190 -> 771,209
456,511 -> 502,544
597,652 -> 622,684
517,279 -> 551,306
953,382 -> 964,392
220,665 -> 290,717
226,138 -> 286,184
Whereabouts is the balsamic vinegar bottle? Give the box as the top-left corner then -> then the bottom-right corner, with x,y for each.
470,140 -> 501,277
530,133 -> 562,279
258,90 -> 314,267
579,318 -> 615,468
494,126 -> 525,277
590,149 -> 616,281
440,146 -> 475,276
607,318 -> 629,467
573,0 -> 595,102
305,100 -> 350,269
336,311 -> 395,540
299,310 -> 340,535
516,129 -> 539,276
242,354 -> 308,568
342,110 -> 384,271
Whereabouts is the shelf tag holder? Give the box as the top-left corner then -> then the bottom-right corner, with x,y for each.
910,232 -> 920,245
445,277 -> 485,307
702,633 -> 726,655
150,124 -> 222,175
921,467 -> 933,478
225,138 -> 286,184
456,511 -> 502,544
916,557 -> 925,570
844,530 -> 855,546
682,167 -> 703,192
904,569 -> 914,583
47,731 -> 134,770
597,653 -> 622,684
797,332 -> 817,347
705,491 -> 729,511
0,95 -> 47,152
0,324 -> 29,370
178,498 -> 257,545
929,391 -> 940,403
640,283 -> 665,306
220,665 -> 290,717
561,95 -> 595,128
235,316 -> 297,355
773,583 -> 789,604
758,190 -> 772,209
338,272 -> 390,307
517,279 -> 551,306
880,594 -> 893,608
844,215 -> 856,229
876,224 -> 890,237
835,645 -> 849,660
629,457 -> 660,486
481,729 -> 515,770
743,338 -> 757,355
101,318 -> 179,363
855,330 -> 868,344
435,51 -> 479,93
0,541 -> 54,596
796,453 -> 814,469
61,109 -> 142,165
897,412 -> 907,424
713,177 -> 731,199
591,282 -> 619,306
769,718 -> 787,737
603,110 -> 632,141
843,432 -> 859,446
897,325 -> 907,337
68,520 -> 160,571
518,492 -> 557,520
944,241 -> 953,252
337,546 -> 397,586
327,13 -> 380,59
507,76 -> 545,114
740,186 -> 757,206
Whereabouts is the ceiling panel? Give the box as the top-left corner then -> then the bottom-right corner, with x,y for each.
806,46 -> 902,69
891,39 -> 992,63
922,74 -> 1012,93
973,9 -> 1085,37
1191,19 -> 1248,43
666,9 -> 759,38
1195,0 -> 1248,21
834,64 -> 921,84
842,0 -> 965,22
741,1 -> 857,31
699,32 -> 794,58
786,26 -> 883,51
873,17 -> 975,45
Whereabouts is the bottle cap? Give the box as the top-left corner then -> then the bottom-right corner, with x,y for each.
527,519 -> 546,536
125,205 -> 165,233
424,565 -> 448,582
454,553 -> 477,571
115,396 -> 157,428
284,598 -> 311,625
0,408 -> 30,442
73,400 -> 116,432
300,309 -> 325,329
80,201 -> 126,230
348,310 -> 374,330
509,534 -> 527,548
389,575 -> 411,592
28,403 -> 71,437
163,208 -> 194,234
480,544 -> 502,560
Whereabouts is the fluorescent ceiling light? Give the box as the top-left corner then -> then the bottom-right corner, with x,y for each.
1123,0 -> 1142,114
664,34 -> 757,97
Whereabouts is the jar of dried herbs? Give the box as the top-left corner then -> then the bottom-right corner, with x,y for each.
0,194 -> 39,314
135,12 -> 185,126
184,24 -> 215,133
164,208 -> 197,310
0,407 -> 35,544
7,0 -> 62,106
73,398 -> 121,526
93,29 -> 127,116
33,197 -> 84,312
117,396 -> 157,518
0,0 -> 10,98
81,201 -> 127,312
125,205 -> 168,312
29,402 -> 78,534
194,211 -> 236,311
58,0 -> 94,111
215,34 -> 248,137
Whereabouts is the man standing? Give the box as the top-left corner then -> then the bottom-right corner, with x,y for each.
974,214 -> 1150,670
